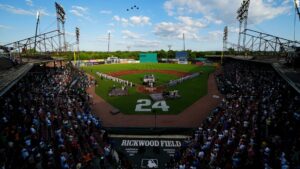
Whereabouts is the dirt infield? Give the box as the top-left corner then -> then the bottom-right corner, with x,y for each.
86,70 -> 222,128
136,84 -> 166,94
107,70 -> 190,77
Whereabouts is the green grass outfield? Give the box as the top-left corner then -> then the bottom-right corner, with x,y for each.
83,63 -> 215,115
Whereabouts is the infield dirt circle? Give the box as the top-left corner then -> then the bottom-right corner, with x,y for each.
86,68 -> 222,128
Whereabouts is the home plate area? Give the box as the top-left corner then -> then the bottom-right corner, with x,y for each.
109,134 -> 190,169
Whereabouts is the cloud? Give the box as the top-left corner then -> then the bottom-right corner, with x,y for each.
65,31 -> 75,36
121,30 -> 140,39
249,0 -> 291,23
113,15 -> 151,26
70,9 -> 83,17
113,15 -> 129,26
70,5 -> 94,22
37,9 -> 50,17
108,22 -> 115,27
177,16 -> 206,28
163,0 -> 290,24
130,16 -> 151,25
0,24 -> 12,29
208,30 -> 223,40
70,6 -> 88,17
0,3 -> 50,17
96,35 -> 109,43
25,0 -> 33,6
154,16 -> 209,40
0,3 -> 34,15
228,26 -> 239,33
72,6 -> 88,12
100,10 -> 112,14
96,31 -> 115,43
154,21 -> 201,40
133,39 -> 160,48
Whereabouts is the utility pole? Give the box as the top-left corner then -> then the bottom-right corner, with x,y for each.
108,32 -> 111,52
167,45 -> 172,63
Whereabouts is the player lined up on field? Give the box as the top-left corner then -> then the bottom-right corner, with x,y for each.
96,72 -> 134,87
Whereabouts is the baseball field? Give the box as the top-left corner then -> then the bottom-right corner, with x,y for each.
83,63 -> 215,115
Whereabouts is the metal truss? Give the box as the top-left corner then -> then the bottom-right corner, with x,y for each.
4,30 -> 63,55
241,29 -> 300,54
225,29 -> 299,57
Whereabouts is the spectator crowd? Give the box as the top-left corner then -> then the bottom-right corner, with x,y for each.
0,63 -> 131,169
167,60 -> 300,169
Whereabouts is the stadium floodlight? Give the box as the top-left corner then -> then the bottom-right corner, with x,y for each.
223,26 -> 228,42
75,27 -> 80,67
34,11 -> 40,52
55,2 -> 66,52
295,0 -> 300,21
76,27 -> 80,44
222,26 -> 228,64
236,0 -> 250,52
36,11 -> 40,19
55,2 -> 65,23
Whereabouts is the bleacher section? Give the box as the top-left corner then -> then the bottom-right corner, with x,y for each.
0,56 -> 15,70
0,63 -> 33,96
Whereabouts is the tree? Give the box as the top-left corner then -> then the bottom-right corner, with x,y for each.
228,47 -> 235,55
167,50 -> 175,59
157,49 -> 167,58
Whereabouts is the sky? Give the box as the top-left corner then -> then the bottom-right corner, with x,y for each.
0,0 -> 299,51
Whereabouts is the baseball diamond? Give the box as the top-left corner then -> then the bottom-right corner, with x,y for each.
82,63 -> 216,115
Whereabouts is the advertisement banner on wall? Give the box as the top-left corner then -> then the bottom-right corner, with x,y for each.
110,135 -> 189,169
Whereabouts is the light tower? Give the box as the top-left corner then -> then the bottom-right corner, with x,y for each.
295,0 -> 300,21
168,45 -> 172,51
222,26 -> 228,64
34,11 -> 40,53
237,0 -> 250,52
75,27 -> 80,67
294,0 -> 300,44
55,2 -> 66,52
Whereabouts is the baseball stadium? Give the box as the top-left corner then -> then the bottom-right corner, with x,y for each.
1,0 -> 300,169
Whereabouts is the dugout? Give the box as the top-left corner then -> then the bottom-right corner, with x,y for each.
139,53 -> 158,63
